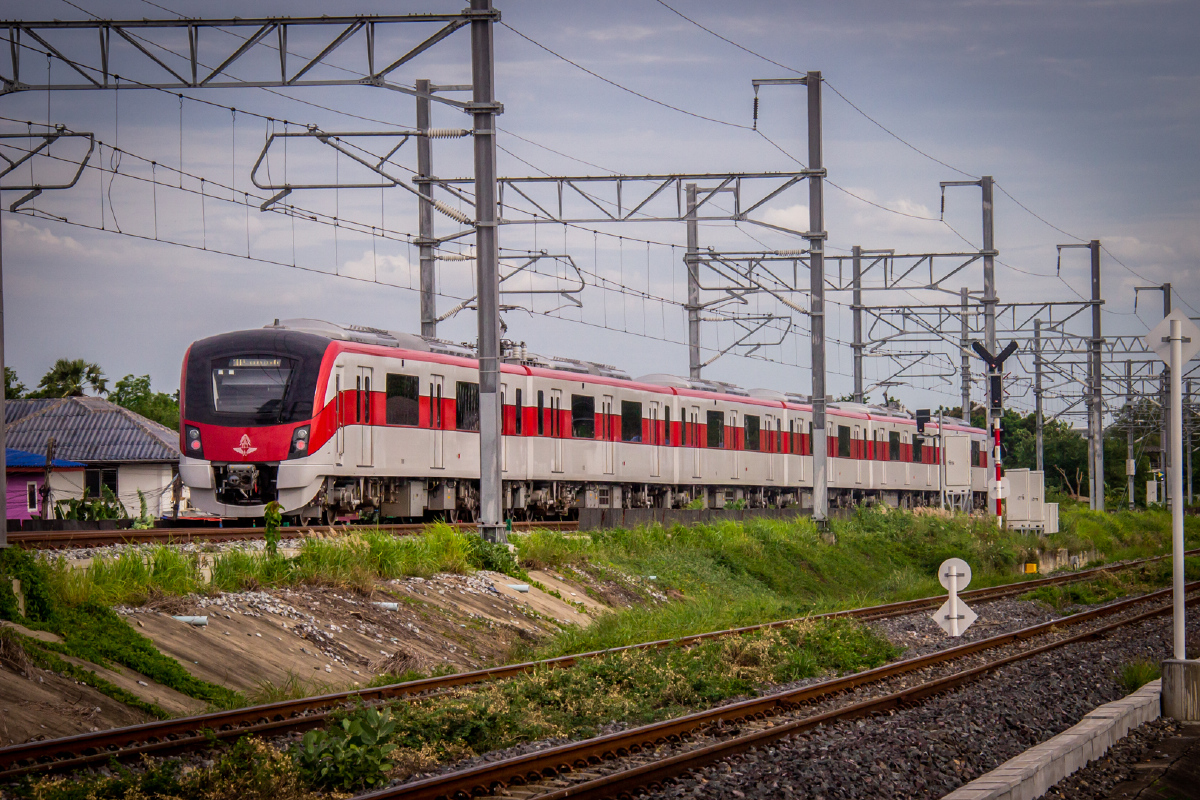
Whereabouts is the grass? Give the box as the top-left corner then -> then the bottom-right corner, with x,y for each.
1119,658 -> 1161,692
516,503 -> 1200,657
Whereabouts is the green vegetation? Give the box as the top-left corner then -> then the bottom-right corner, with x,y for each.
16,736 -> 318,800
296,706 -> 397,790
107,373 -> 181,431
516,503 -> 1199,656
0,547 -> 241,711
1119,658 -> 1161,693
6,361 -> 180,429
1019,559 -> 1200,610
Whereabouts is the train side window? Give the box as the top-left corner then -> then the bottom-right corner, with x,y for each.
789,419 -> 796,454
744,414 -> 760,451
663,406 -> 671,445
456,381 -> 480,431
971,440 -> 980,466
621,401 -> 643,442
515,389 -> 523,435
537,390 -> 545,435
385,374 -> 420,426
889,431 -> 901,461
706,410 -> 724,448
572,394 -> 596,438
912,434 -> 924,463
837,425 -> 851,458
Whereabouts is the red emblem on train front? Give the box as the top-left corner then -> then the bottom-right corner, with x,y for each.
233,434 -> 258,457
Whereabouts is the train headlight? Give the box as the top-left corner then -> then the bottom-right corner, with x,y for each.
289,425 -> 311,459
184,425 -> 204,459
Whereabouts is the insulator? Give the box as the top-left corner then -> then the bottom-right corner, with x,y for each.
437,253 -> 476,261
426,128 -> 470,139
752,96 -> 759,130
434,200 -> 472,224
774,249 -> 806,256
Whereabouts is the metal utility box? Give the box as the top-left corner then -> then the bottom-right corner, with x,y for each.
427,480 -> 456,511
1044,502 -> 1059,534
382,481 -> 427,518
1006,469 -> 1046,531
944,436 -> 972,489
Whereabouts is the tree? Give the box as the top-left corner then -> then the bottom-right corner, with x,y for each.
110,373 -> 180,430
33,358 -> 108,397
4,366 -> 25,399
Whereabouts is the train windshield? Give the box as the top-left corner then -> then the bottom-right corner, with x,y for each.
211,357 -> 296,417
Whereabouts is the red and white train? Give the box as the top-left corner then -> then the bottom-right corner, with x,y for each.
178,319 -> 990,521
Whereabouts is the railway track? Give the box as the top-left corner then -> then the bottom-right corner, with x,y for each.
7,520 -> 579,550
0,552 -> 1186,781
362,586 -> 1200,800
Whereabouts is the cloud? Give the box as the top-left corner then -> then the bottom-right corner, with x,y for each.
760,203 -> 809,232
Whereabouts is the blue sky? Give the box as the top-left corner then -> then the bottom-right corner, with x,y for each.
1,0 -> 1195,420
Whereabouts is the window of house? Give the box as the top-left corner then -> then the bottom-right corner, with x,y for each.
706,410 -> 724,448
85,467 -> 118,498
385,373 -> 420,426
572,394 -> 595,438
621,401 -> 643,442
838,425 -> 851,458
26,482 -> 38,513
455,381 -> 480,431
913,435 -> 924,463
889,431 -> 901,462
745,414 -> 760,451
515,389 -> 523,435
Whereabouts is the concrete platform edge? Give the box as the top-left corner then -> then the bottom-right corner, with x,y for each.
940,679 -> 1162,800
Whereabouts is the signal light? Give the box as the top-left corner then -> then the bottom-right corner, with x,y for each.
184,425 -> 204,459
289,425 -> 312,459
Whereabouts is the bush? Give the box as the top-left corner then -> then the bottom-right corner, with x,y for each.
295,706 -> 397,790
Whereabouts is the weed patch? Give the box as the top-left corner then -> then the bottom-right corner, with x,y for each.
1119,658 -> 1161,693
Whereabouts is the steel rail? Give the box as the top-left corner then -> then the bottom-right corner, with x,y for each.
0,554 -> 1185,778
359,585 -> 1200,800
7,520 -> 579,550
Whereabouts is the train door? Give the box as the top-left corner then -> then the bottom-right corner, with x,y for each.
691,406 -> 702,479
764,413 -> 776,481
730,410 -> 739,480
501,383 -> 509,473
358,367 -> 374,468
551,388 -> 564,473
334,368 -> 345,464
649,401 -> 661,478
602,395 -> 615,475
853,424 -> 863,485
430,375 -> 445,470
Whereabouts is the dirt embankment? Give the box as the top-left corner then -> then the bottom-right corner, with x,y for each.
0,564 -> 654,746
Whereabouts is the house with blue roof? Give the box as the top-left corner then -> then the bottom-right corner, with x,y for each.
5,396 -> 181,519
5,447 -> 85,521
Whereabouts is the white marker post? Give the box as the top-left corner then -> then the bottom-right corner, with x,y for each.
1145,309 -> 1200,720
935,558 -> 977,637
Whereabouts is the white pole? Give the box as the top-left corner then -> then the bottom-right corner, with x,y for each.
1170,318 -> 1186,660
948,567 -> 960,637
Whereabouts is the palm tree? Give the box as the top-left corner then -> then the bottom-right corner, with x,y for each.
36,358 -> 108,397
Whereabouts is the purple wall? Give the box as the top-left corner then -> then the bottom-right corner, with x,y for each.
6,474 -> 43,521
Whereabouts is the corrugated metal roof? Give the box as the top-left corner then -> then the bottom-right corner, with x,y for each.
6,447 -> 85,469
4,397 -> 180,464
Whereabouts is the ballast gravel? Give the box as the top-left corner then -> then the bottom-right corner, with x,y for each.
652,611 -> 1200,800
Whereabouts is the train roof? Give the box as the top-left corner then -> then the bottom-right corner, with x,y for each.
252,319 -> 985,434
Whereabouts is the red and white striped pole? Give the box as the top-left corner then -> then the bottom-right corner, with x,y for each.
994,416 -> 1003,525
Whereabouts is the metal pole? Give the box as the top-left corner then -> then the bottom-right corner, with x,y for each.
470,0 -> 504,543
807,71 -> 829,524
982,176 -> 997,486
1169,318 -> 1185,660
1163,286 -> 1172,509
686,184 -> 701,380
1127,360 -> 1135,510
852,245 -> 863,404
960,287 -> 971,425
1034,319 -> 1044,473
0,210 -> 6,548
416,78 -> 437,339
1090,241 -> 1104,511
1188,379 -> 1194,506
